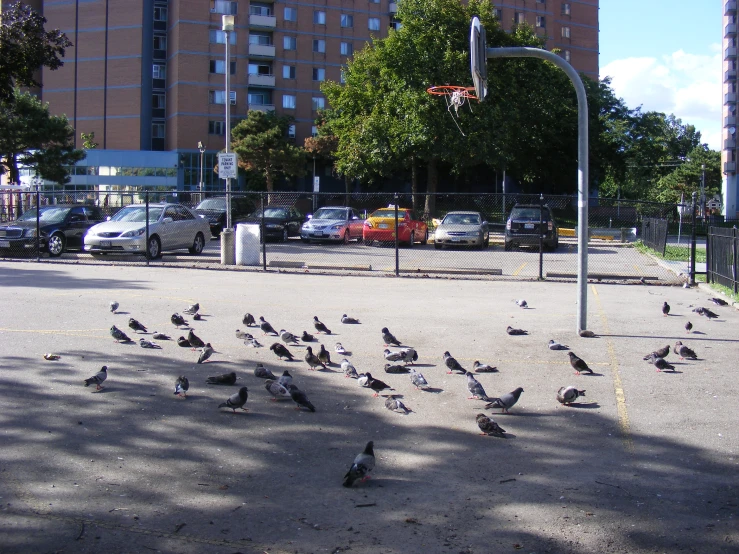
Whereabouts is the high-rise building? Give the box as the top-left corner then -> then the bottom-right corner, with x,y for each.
5,0 -> 599,192
723,1 -> 738,218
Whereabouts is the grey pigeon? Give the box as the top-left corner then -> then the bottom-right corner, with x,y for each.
674,341 -> 697,360
556,386 -> 585,405
193,313 -> 202,321
443,351 -> 466,374
288,384 -> 316,412
366,372 -> 393,396
579,329 -> 596,338
341,359 -> 358,379
177,336 -> 191,347
662,301 -> 670,316
643,345 -> 670,360
206,372 -> 236,385
84,366 -> 108,390
708,297 -> 728,306
381,327 -> 401,346
254,363 -> 277,380
647,354 -> 676,372
383,349 -> 404,362
152,332 -> 171,340
506,326 -> 528,336
466,372 -> 489,400
548,340 -> 569,350
409,368 -> 429,389
109,301 -> 119,313
110,325 -> 131,343
187,329 -> 205,349
700,307 -> 719,319
280,329 -> 300,345
243,313 -> 256,326
485,387 -> 524,413
304,346 -> 325,370
171,313 -> 187,327
342,441 -> 375,487
685,321 -> 693,333
264,379 -> 291,400
476,413 -> 506,437
270,342 -> 294,360
277,370 -> 293,388
184,303 -> 200,315
259,316 -> 278,336
357,373 -> 370,388
313,316 -> 331,334
139,338 -> 160,349
235,329 -> 252,340
301,330 -> 315,342
128,317 -> 148,333
174,375 -> 189,398
197,343 -> 214,364
245,337 -> 262,348
341,314 -> 360,324
515,299 -> 528,308
218,387 -> 248,412
317,344 -> 331,366
385,395 -> 410,414
473,360 -> 497,373
399,348 -> 418,365
568,352 -> 593,375
335,342 -> 347,354
384,363 -> 409,374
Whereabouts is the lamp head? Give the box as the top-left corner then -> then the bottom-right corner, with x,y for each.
222,15 -> 235,31
197,141 -> 204,150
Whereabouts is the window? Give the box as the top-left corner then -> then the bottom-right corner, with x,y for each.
284,7 -> 297,21
248,62 -> 272,75
288,124 -> 296,138
536,16 -> 545,28
311,125 -> 318,137
152,123 -> 165,138
283,65 -> 296,79
152,93 -> 165,109
153,35 -> 167,50
313,39 -> 325,53
213,1 -> 238,15
249,33 -> 271,46
340,42 -> 353,56
283,94 -> 296,109
313,68 -> 325,81
154,6 -> 167,21
210,30 -> 237,44
391,20 -> 402,31
152,64 -> 166,79
515,12 -> 525,24
341,14 -> 353,28
284,36 -> 297,50
209,121 -> 226,135
562,26 -> 571,38
564,50 -> 571,62
369,0 -> 380,3
209,90 -> 237,105
340,70 -> 346,84
249,3 -> 271,16
494,9 -> 502,20
209,60 -> 236,74
248,92 -> 270,105
562,3 -> 571,16
314,10 -> 326,24
312,97 -> 325,110
368,18 -> 380,31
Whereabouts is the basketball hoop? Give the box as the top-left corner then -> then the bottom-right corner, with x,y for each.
427,86 -> 477,136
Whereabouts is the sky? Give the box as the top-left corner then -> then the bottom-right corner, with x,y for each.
599,0 -> 723,151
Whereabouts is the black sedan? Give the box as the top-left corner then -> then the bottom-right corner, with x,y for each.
0,204 -> 105,257
235,206 -> 305,242
194,196 -> 255,237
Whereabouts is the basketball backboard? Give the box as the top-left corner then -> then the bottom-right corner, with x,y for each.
470,16 -> 488,100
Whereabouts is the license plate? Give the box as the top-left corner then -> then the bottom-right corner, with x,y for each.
452,238 -> 461,242
379,223 -> 388,229
524,223 -> 535,229
100,241 -> 112,247
0,240 -> 8,248
314,231 -> 323,237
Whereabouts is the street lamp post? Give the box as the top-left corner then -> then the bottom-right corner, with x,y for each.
198,141 -> 205,200
700,163 -> 706,221
221,14 -> 235,265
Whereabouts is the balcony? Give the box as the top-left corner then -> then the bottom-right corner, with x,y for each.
726,23 -> 737,36
726,115 -> 737,126
248,43 -> 275,58
727,47 -> 737,59
725,138 -> 737,149
389,2 -> 398,13
726,68 -> 737,82
248,73 -> 275,87
248,103 -> 275,113
726,1 -> 737,15
725,161 -> 737,173
726,92 -> 737,103
249,14 -> 276,29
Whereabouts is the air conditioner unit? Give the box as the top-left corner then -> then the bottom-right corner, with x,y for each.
230,99 -> 236,105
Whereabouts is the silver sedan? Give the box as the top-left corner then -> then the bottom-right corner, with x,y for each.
433,211 -> 490,250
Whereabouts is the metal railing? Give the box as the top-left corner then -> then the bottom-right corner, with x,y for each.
641,218 -> 668,256
707,226 -> 739,293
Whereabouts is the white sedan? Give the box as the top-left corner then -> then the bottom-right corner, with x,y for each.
84,203 -> 211,258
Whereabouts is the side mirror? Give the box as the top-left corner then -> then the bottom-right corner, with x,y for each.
106,216 -> 111,221
307,214 -> 313,220
163,217 -> 173,223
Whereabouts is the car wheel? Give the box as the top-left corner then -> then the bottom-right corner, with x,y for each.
434,241 -> 442,250
301,237 -> 309,243
281,227 -> 288,242
483,233 -> 490,248
189,232 -> 205,255
47,233 -> 65,257
504,241 -> 512,252
421,229 -> 428,245
407,232 -> 415,248
342,230 -> 350,244
355,234 -> 363,245
147,235 -> 162,259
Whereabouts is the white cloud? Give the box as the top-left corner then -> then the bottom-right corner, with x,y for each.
600,49 -> 723,150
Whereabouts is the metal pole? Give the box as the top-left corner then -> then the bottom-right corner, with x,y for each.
689,191 -> 697,286
312,156 -> 317,213
485,47 -> 589,332
225,28 -> 232,230
36,187 -> 40,262
145,189 -> 150,266
261,192 -> 266,270
700,164 -> 706,222
394,194 -> 399,277
538,193 -> 544,280
198,141 -> 205,200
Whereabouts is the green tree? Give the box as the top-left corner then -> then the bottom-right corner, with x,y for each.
653,146 -> 721,206
81,132 -> 98,149
230,111 -> 306,193
0,89 -> 85,184
0,2 -> 72,101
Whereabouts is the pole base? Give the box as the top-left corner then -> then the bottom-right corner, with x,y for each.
220,228 -> 235,265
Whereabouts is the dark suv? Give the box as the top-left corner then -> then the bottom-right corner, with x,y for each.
194,196 -> 255,237
504,204 -> 559,251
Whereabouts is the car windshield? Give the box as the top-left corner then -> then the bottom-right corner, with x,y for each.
196,198 -> 226,211
17,207 -> 71,224
313,208 -> 347,220
511,208 -> 548,220
110,206 -> 163,223
371,209 -> 407,219
442,213 -> 481,225
251,208 -> 289,218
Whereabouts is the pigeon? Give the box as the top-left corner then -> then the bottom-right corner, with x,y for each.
556,386 -> 585,405
385,395 -> 410,414
128,317 -> 148,333
515,299 -> 528,308
288,384 -> 316,412
264,379 -> 291,400
699,307 -> 719,319
254,363 -> 277,380
466,372 -> 489,400
235,329 -> 252,340
357,373 -> 370,388
152,332 -> 171,340
245,337 -> 262,348
84,366 -> 108,390
443,351 -> 466,374
218,387 -> 248,412
485,387 -> 524,413
187,329 -> 205,349
304,346 -> 325,370
708,297 -> 728,306
647,354 -> 676,372
685,321 -> 693,333
301,330 -> 315,342
206,372 -> 236,385
381,327 -> 401,346
174,375 -> 189,398
259,316 -> 278,336
280,329 -> 300,345
171,313 -> 187,327
335,342 -> 347,355
243,313 -> 256,326
139,338 -> 160,349
476,413 -> 507,437
270,342 -> 294,360
643,345 -> 670,360
342,441 -> 375,487
341,359 -> 358,378
197,343 -> 214,364
384,363 -> 409,374
193,313 -> 202,321
409,368 -> 429,389
177,336 -> 191,347
43,353 -> 61,361
110,325 -> 131,343
317,344 -> 331,366
662,301 -> 670,316
674,341 -> 697,360
399,348 -> 418,365
473,360 -> 497,373
568,352 -> 593,375
506,326 -> 528,336
341,314 -> 360,324
366,372 -> 393,396
277,370 -> 293,388
313,316 -> 331,334
184,303 -> 200,315
383,349 -> 404,362
109,301 -> 119,313
579,329 -> 596,338
548,340 -> 569,350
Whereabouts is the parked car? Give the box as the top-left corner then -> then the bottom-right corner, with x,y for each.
84,203 -> 210,258
194,196 -> 255,237
301,206 -> 365,243
0,204 -> 105,257
504,204 -> 559,251
433,211 -> 489,250
235,205 -> 305,242
363,206 -> 429,246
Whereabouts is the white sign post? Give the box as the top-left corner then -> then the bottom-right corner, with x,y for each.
313,176 -> 320,192
218,153 -> 237,179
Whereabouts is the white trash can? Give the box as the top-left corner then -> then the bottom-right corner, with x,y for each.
235,223 -> 261,266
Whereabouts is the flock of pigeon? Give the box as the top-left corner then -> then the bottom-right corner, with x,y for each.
81,293 -> 731,487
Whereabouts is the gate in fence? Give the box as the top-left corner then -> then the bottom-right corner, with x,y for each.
641,218 -> 668,256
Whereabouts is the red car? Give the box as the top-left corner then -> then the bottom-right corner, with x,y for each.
363,207 -> 429,246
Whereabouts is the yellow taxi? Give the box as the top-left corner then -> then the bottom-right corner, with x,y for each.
362,206 -> 429,246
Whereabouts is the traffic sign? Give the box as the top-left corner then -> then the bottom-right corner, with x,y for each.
313,176 -> 320,192
218,153 -> 238,179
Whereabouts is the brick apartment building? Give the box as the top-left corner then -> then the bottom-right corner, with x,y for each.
723,1 -> 738,218
2,0 -> 599,193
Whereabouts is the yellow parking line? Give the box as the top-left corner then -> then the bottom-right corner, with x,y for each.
591,284 -> 634,454
632,264 -> 643,275
512,263 -> 527,276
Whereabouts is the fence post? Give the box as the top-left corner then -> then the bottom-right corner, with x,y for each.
394,193 -> 399,277
538,193 -> 544,280
145,189 -> 150,266
35,188 -> 40,262
734,227 -> 738,294
689,192 -> 696,286
705,226 -> 711,284
261,192 -> 266,271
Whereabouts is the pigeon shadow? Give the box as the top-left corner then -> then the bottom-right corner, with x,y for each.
565,402 -> 601,409
689,331 -> 706,335
411,363 -> 436,368
658,370 -> 683,374
578,372 -> 604,377
422,387 -> 444,393
337,350 -> 353,356
114,311 -> 131,315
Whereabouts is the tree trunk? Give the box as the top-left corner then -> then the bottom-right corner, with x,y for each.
344,174 -> 351,207
411,157 -> 418,213
423,158 -> 438,220
265,170 -> 273,204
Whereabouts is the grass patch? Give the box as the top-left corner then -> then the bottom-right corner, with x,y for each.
634,241 -> 706,263
704,281 -> 739,303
